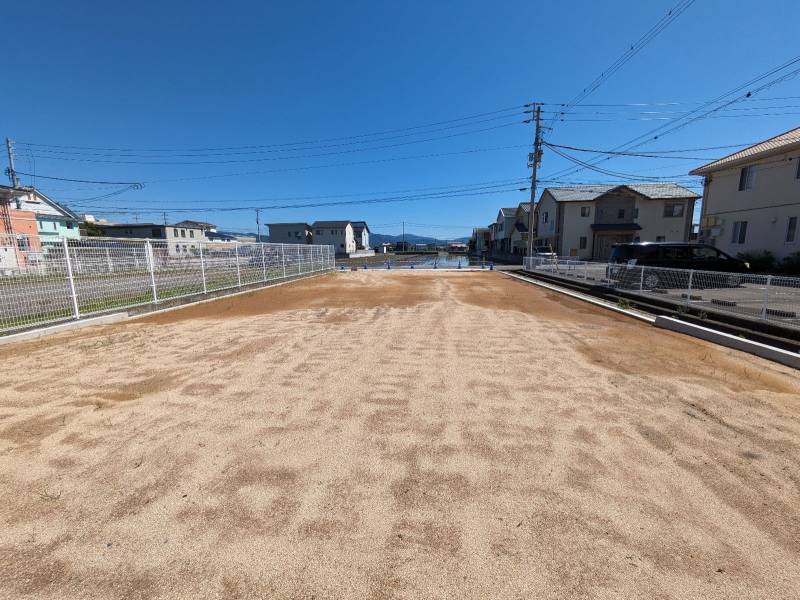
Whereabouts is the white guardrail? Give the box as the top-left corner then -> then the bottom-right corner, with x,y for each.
523,256 -> 800,331
0,234 -> 335,334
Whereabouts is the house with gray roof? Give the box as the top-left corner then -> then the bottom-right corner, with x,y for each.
690,127 -> 800,260
534,183 -> 699,260
493,206 -> 521,255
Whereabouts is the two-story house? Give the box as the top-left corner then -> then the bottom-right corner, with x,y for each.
351,221 -> 370,250
267,223 -> 313,244
690,127 -> 800,260
508,202 -> 531,255
492,207 -> 518,255
534,183 -> 699,260
94,223 -> 207,256
312,221 -> 356,255
1,185 -> 81,270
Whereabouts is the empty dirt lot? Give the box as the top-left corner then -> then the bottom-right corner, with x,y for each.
1,270 -> 799,599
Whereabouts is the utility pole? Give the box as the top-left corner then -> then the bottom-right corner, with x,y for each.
5,138 -> 20,188
255,208 -> 261,242
163,211 -> 168,226
402,221 -> 405,252
526,104 -> 542,258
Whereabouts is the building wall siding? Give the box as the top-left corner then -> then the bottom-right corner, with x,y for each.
700,154 -> 800,259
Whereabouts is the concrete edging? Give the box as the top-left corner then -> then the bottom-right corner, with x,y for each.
0,312 -> 130,346
654,316 -> 800,370
506,271 -> 799,370
503,271 -> 655,323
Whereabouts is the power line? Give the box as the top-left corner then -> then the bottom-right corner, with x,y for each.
545,54 -> 800,181
66,185 -> 531,215
16,104 -> 526,153
546,0 -> 696,130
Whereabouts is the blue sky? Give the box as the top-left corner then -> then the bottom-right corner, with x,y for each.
4,0 -> 799,240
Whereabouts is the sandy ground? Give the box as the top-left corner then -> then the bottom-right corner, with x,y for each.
1,271 -> 799,599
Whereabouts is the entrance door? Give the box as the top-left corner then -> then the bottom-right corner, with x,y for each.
594,233 -> 633,260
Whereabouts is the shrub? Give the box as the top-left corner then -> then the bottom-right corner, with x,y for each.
737,250 -> 776,273
779,252 -> 800,276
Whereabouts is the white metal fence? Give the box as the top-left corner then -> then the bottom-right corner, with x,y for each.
523,256 -> 800,331
0,234 -> 335,334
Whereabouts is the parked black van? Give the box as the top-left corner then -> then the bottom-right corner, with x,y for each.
608,242 -> 750,289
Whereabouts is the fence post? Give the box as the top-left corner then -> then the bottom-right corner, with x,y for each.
282,244 -> 287,278
145,239 -> 158,303
62,237 -> 80,320
761,275 -> 772,319
261,243 -> 267,281
199,242 -> 207,294
584,261 -> 589,281
297,244 -> 302,274
639,266 -> 645,291
235,242 -> 242,287
685,270 -> 694,307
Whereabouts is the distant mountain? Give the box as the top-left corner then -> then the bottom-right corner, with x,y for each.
233,230 -> 469,246
369,233 -> 470,247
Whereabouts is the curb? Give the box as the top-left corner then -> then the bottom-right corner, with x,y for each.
654,316 -> 800,370
503,271 -> 655,323
0,312 -> 129,346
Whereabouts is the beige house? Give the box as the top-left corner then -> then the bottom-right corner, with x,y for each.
534,183 -> 699,260
508,202 -> 531,255
690,127 -> 800,260
492,207 -> 518,255
267,223 -> 313,244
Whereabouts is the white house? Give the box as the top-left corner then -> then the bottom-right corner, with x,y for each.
94,223 -> 207,256
351,221 -> 370,249
312,221 -> 356,255
690,127 -> 800,260
534,183 -> 699,260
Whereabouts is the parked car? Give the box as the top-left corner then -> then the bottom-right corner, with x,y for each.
607,242 -> 750,290
533,245 -> 557,259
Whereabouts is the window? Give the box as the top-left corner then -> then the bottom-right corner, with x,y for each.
579,236 -> 587,249
617,208 -> 625,219
175,244 -> 180,252
787,216 -> 798,243
738,166 -> 755,191
17,237 -> 30,251
189,230 -> 195,238
662,245 -> 690,259
731,221 -> 748,244
580,206 -> 590,217
174,228 -> 179,236
796,159 -> 800,179
633,207 -> 639,219
66,222 -> 74,230
692,246 -> 719,260
663,202 -> 685,218
287,232 -> 291,238
656,236 -> 666,242
151,228 -> 161,238
180,229 -> 186,238
339,243 -> 344,248
543,212 -> 549,224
